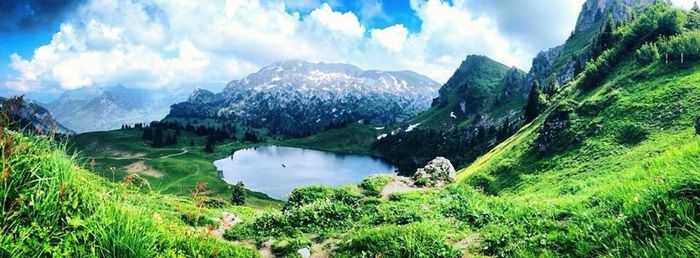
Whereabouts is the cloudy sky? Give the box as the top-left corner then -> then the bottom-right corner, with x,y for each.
0,0 -> 696,100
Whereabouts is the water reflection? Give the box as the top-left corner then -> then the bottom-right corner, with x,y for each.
214,145 -> 396,199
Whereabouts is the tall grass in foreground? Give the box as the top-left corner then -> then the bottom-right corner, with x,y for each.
0,122 -> 258,256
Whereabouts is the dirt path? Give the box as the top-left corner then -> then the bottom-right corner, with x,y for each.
159,148 -> 188,159
380,176 -> 416,199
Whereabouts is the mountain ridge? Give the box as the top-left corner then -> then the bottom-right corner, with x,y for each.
166,60 -> 441,136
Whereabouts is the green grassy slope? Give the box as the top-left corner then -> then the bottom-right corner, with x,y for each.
69,128 -> 282,208
271,123 -> 386,154
455,38 -> 700,258
1,129 -> 262,257
411,55 -> 516,129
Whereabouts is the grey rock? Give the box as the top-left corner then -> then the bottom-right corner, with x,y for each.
1,96 -> 74,135
297,247 -> 311,258
413,157 -> 456,187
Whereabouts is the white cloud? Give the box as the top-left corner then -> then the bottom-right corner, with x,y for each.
307,3 -> 364,36
5,0 -> 587,92
370,25 -> 408,51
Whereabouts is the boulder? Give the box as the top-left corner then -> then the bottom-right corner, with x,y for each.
413,157 -> 456,187
297,247 -> 311,258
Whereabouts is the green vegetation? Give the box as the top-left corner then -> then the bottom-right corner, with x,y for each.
523,80 -> 544,123
359,174 -> 394,197
272,123 -> 383,154
69,128 -> 281,208
5,2 -> 700,257
0,127 -> 259,257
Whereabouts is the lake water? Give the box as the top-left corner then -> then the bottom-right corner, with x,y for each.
214,145 -> 396,199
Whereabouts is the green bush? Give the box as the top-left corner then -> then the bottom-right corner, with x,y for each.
223,222 -> 251,241
203,197 -> 229,208
287,199 -> 359,232
335,223 -> 460,258
180,212 -> 215,227
123,174 -> 151,192
359,175 -> 393,197
659,31 -> 700,62
635,42 -> 660,64
285,185 -> 362,210
285,186 -> 335,209
248,211 -> 299,238
370,204 -> 424,225
467,174 -> 495,195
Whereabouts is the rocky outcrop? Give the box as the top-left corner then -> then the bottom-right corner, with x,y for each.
534,109 -> 571,153
414,157 -> 456,187
499,67 -> 527,99
574,0 -> 665,33
188,88 -> 221,104
1,96 -> 74,135
523,46 -> 564,91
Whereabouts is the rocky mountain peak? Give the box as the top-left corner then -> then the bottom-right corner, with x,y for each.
188,88 -> 218,103
574,0 -> 667,33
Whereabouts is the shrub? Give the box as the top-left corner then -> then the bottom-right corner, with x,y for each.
370,204 -> 424,225
334,223 -> 460,258
467,174 -> 495,195
223,222 -> 251,241
616,124 -> 649,146
248,212 -> 299,238
635,42 -> 660,65
203,197 -> 229,209
180,212 -> 215,227
285,186 -> 335,209
659,31 -> 700,62
287,199 -> 359,232
285,185 -> 362,210
123,174 -> 151,192
359,175 -> 393,197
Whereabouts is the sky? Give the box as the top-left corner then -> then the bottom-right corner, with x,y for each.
0,0 -> 697,101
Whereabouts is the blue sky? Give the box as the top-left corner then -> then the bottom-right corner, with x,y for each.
0,0 -> 696,101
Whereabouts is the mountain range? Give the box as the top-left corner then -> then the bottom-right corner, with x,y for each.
166,60 -> 440,136
45,85 -> 186,133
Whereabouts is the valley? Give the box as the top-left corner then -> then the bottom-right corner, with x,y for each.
2,0 -> 700,257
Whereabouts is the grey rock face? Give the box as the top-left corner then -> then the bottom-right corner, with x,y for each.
413,157 -> 456,187
574,0 -> 663,33
534,110 -> 571,153
524,46 -> 564,91
168,60 -> 441,135
0,96 -> 74,135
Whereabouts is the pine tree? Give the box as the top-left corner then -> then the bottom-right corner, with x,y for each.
593,15 -> 615,58
204,134 -> 214,153
693,1 -> 700,13
523,81 -> 543,123
230,181 -> 246,205
152,126 -> 163,147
